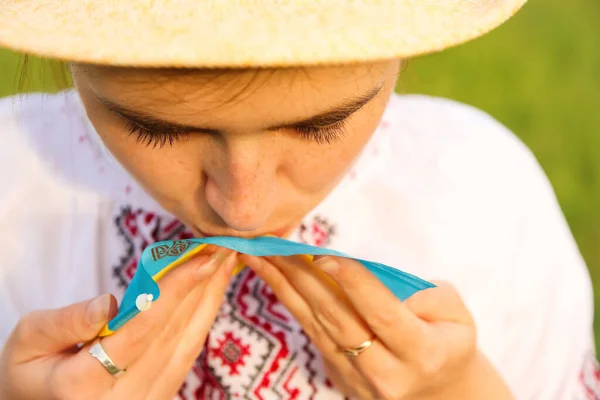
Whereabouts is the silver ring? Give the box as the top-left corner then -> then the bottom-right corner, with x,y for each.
88,342 -> 125,377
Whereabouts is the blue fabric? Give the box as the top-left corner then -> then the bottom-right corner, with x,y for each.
107,236 -> 435,332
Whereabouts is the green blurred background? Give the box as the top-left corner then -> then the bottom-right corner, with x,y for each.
1,0 -> 599,340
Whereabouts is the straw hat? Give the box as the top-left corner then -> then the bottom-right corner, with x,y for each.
0,0 -> 527,68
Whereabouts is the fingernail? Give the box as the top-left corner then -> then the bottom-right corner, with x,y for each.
245,255 -> 263,272
223,252 -> 239,275
87,294 -> 111,325
313,256 -> 339,275
197,250 -> 227,278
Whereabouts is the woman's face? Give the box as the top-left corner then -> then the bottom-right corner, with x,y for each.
73,61 -> 400,237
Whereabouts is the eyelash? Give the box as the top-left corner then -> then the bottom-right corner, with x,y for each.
295,120 -> 348,145
124,119 -> 348,148
125,121 -> 189,148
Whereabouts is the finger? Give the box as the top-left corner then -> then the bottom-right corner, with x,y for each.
9,294 -> 118,363
323,342 -> 413,400
241,255 -> 336,352
152,250 -> 236,351
121,251 -> 236,399
322,357 -> 377,400
147,252 -> 237,400
403,281 -> 477,373
74,250 -> 228,382
178,251 -> 237,353
264,255 -> 372,349
246,255 -> 405,391
312,256 -> 426,359
404,281 -> 473,325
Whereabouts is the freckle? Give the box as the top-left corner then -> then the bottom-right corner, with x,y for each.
98,166 -> 105,174
349,170 -> 357,180
125,185 -> 132,195
380,121 -> 390,129
78,135 -> 86,143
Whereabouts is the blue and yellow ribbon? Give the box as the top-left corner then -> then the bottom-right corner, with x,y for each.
100,236 -> 434,336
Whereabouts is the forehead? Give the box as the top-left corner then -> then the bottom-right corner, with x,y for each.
74,62 -> 397,127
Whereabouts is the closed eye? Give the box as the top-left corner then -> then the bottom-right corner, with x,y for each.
124,118 -> 348,148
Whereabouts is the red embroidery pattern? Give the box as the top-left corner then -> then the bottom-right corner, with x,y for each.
112,207 -> 342,399
210,332 -> 251,376
298,216 -> 335,247
580,352 -> 600,399
112,207 -> 193,287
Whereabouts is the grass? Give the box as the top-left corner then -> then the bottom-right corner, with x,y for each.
1,0 -> 599,341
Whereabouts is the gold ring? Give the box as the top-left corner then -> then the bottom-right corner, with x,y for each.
342,337 -> 376,359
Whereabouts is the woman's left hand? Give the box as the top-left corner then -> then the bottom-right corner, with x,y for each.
240,254 -> 513,400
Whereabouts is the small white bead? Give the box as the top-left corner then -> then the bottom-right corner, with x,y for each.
135,293 -> 154,312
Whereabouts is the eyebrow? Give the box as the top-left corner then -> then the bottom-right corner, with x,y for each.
96,84 -> 384,135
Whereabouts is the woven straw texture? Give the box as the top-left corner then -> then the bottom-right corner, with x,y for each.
0,0 -> 527,67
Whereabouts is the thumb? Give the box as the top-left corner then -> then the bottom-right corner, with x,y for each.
10,294 -> 117,362
404,281 -> 473,325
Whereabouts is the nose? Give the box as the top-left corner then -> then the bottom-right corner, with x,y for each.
204,137 -> 278,232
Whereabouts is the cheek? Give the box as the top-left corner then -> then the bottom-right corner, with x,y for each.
283,148 -> 351,190
283,119 -> 378,192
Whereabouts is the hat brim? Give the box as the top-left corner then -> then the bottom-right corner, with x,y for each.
0,0 -> 527,68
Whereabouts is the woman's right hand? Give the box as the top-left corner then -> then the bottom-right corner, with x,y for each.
0,248 -> 237,400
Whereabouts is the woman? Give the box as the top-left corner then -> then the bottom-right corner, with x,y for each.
0,1 -> 596,399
